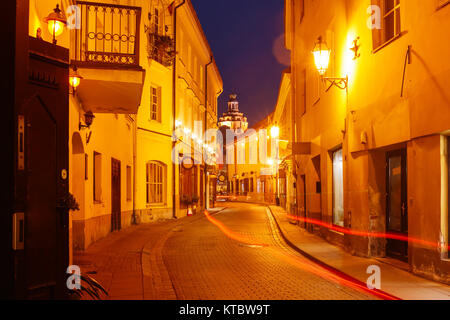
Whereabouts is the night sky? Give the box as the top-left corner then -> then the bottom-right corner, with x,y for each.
192,0 -> 290,127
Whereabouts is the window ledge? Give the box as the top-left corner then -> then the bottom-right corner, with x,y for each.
146,204 -> 168,209
372,31 -> 408,54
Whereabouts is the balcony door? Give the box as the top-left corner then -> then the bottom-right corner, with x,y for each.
386,149 -> 408,261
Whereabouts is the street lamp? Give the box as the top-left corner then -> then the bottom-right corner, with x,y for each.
313,36 -> 331,76
312,36 -> 348,90
270,124 -> 281,206
69,66 -> 83,95
44,4 -> 67,45
270,125 -> 280,139
79,111 -> 95,131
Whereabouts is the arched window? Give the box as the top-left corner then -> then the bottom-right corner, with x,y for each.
146,161 -> 167,205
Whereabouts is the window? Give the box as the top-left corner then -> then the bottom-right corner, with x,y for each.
93,152 -> 102,202
372,0 -> 402,49
332,148 -> 344,227
146,161 -> 166,205
437,0 -> 450,10
200,65 -> 204,90
300,0 -> 305,23
154,8 -> 160,34
150,86 -> 161,122
126,165 -> 132,201
301,69 -> 306,115
85,154 -> 89,180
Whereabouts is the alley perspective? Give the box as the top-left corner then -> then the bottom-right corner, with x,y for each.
1,0 -> 450,302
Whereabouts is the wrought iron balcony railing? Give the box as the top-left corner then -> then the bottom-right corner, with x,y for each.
73,1 -> 141,68
145,24 -> 175,67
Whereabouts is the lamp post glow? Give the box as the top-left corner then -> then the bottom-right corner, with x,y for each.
69,66 -> 82,95
44,4 -> 67,45
313,36 -> 331,76
312,36 -> 348,90
270,125 -> 280,139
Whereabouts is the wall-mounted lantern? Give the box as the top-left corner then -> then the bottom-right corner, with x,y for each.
79,111 -> 95,131
44,4 -> 67,45
312,36 -> 348,91
69,66 -> 83,95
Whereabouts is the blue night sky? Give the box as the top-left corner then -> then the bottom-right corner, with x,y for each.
192,0 -> 290,127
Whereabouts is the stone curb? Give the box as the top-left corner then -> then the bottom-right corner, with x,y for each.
266,205 -> 401,300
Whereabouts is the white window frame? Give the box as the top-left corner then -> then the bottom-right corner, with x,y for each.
146,161 -> 166,206
150,86 -> 161,122
383,0 -> 401,43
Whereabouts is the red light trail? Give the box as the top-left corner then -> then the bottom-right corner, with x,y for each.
286,214 -> 449,251
204,210 -> 400,300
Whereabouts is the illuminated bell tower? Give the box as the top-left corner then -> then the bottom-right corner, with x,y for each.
218,94 -> 249,132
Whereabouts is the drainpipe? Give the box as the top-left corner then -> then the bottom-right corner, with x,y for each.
172,0 -> 186,219
132,115 -> 137,225
204,56 -> 213,209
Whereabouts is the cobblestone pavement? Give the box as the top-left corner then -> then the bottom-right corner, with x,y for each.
161,203 -> 377,300
74,203 -> 378,300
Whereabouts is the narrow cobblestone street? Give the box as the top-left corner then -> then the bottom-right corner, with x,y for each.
75,203 -> 381,300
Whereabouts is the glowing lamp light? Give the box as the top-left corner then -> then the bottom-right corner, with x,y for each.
197,139 -> 203,145
44,4 -> 67,44
69,66 -> 83,94
267,159 -> 274,166
312,36 -> 331,76
270,125 -> 280,139
175,120 -> 182,128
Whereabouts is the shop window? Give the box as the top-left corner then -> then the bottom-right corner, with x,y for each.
146,161 -> 166,205
93,152 -> 102,202
332,148 -> 344,227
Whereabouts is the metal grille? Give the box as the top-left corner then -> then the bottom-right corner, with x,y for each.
73,1 -> 141,67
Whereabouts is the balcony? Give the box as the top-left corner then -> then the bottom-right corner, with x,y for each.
72,1 -> 145,114
146,25 -> 175,67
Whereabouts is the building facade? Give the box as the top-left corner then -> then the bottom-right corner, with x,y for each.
285,0 -> 450,283
26,0 -> 222,281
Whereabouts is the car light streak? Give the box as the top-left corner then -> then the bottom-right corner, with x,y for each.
286,214 -> 449,251
204,210 -> 268,247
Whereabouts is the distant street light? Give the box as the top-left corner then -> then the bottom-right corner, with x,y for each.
270,125 -> 280,139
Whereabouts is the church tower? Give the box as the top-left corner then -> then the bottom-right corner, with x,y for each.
218,94 -> 249,132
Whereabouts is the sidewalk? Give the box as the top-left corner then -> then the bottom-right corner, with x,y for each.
73,213 -> 208,300
268,205 -> 450,300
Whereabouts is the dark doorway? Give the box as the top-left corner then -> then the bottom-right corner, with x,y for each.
26,96 -> 58,298
386,149 -> 408,261
111,158 -> 121,232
